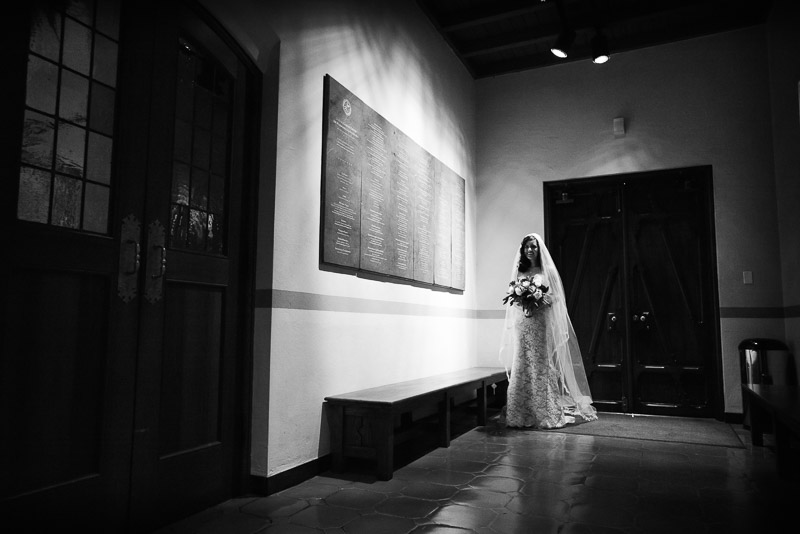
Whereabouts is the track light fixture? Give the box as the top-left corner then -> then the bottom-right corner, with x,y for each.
550,27 -> 576,58
550,0 -> 574,58
592,29 -> 610,64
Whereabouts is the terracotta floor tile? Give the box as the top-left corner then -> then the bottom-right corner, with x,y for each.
157,417 -> 798,534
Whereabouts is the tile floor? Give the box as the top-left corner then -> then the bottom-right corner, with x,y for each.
156,416 -> 796,534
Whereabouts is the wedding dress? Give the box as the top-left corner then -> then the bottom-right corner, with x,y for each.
499,233 -> 598,428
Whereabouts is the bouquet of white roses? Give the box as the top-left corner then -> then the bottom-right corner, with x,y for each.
502,273 -> 550,317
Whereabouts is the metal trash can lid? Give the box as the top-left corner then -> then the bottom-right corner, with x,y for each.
738,338 -> 788,350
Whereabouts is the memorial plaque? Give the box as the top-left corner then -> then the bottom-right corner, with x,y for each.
321,75 -> 466,290
360,115 -> 392,273
321,77 -> 363,268
412,145 -> 435,284
433,160 -> 452,288
450,167 -> 466,290
389,131 -> 416,278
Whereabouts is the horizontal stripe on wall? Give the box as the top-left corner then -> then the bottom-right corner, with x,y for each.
719,306 -> 799,319
257,290 -> 799,319
257,289 -> 477,318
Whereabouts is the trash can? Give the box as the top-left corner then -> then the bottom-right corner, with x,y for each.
738,338 -> 792,386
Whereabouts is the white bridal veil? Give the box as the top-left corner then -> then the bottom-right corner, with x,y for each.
498,233 -> 598,422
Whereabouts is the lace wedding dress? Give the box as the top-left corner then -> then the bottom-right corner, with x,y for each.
499,233 -> 598,428
505,305 -> 565,428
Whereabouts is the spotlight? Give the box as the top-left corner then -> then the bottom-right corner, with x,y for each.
550,27 -> 576,58
592,30 -> 610,64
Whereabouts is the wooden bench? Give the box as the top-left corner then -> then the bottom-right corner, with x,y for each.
741,384 -> 800,479
324,367 -> 508,480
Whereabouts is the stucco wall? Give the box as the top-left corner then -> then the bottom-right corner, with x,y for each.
203,0 -> 477,478
473,27 -> 785,415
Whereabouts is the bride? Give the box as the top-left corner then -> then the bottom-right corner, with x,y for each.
499,233 -> 598,428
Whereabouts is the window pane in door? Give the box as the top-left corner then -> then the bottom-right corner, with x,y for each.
208,213 -> 223,255
86,132 -> 113,185
52,174 -> 83,228
59,69 -> 89,125
209,174 -> 225,213
190,169 -> 208,210
96,0 -> 120,39
18,167 -> 52,224
26,56 -> 58,115
92,34 -> 118,87
30,9 -> 62,61
188,209 -> 207,249
63,17 -> 91,75
83,182 -> 109,233
66,0 -> 94,26
89,81 -> 115,136
56,121 -> 86,177
21,110 -> 55,168
17,1 -> 120,236
170,204 -> 189,247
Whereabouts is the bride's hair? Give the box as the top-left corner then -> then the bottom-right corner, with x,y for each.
517,235 -> 542,272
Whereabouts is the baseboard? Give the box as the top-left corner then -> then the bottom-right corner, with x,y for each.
249,455 -> 331,496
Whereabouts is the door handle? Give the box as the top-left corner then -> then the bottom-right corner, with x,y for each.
124,241 -> 142,274
144,219 -> 166,303
117,214 -> 142,303
633,311 -> 651,330
151,245 -> 167,278
607,313 -> 617,331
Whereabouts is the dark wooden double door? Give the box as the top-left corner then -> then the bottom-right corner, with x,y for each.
1,1 -> 256,531
545,167 -> 721,418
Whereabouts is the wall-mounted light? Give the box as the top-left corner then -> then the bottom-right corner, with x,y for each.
551,27 -> 576,58
592,29 -> 610,64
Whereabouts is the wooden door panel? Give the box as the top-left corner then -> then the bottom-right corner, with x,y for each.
160,283 -> 224,454
626,172 -> 716,415
549,184 -> 627,412
2,269 -> 108,496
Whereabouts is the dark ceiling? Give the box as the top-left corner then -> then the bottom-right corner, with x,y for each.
415,0 -> 774,79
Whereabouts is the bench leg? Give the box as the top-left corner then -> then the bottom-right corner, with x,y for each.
326,404 -> 345,473
373,414 -> 394,480
773,420 -> 800,480
439,391 -> 451,447
477,382 -> 487,426
748,397 -> 766,447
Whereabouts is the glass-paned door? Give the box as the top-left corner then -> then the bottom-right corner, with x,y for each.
1,1 -> 255,531
1,1 -> 134,530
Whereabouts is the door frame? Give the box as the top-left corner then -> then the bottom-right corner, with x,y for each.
543,166 -> 724,419
186,0 -> 262,500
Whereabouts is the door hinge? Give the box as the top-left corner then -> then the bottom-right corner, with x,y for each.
144,219 -> 166,303
117,214 -> 142,303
